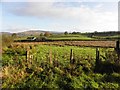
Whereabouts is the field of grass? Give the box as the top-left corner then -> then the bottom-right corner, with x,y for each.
2,45 -> 96,66
14,37 -> 27,41
93,35 -> 120,40
14,33 -> 120,42
14,34 -> 94,42
2,44 -> 120,89
48,34 -> 93,41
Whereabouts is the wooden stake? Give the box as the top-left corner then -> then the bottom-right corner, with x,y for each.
96,48 -> 100,64
116,40 -> 120,50
115,41 -> 120,63
70,49 -> 73,64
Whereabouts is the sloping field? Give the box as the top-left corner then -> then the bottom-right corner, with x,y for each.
13,41 -> 116,48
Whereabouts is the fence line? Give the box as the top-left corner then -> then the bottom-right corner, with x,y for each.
24,40 -> 120,65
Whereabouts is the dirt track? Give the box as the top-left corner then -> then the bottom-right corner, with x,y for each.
13,40 -> 117,48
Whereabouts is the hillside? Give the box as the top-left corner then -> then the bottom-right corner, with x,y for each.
17,30 -> 62,36
1,30 -> 62,36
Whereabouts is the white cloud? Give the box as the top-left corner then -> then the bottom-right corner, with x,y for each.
1,0 -> 119,2
4,2 -> 118,32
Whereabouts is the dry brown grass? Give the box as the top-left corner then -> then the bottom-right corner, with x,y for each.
13,41 -> 116,48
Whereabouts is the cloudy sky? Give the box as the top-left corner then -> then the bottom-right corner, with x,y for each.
1,0 -> 119,33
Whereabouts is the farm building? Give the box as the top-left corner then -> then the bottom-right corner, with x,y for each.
27,36 -> 36,41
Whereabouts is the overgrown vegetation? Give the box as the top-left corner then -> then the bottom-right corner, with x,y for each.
2,44 -> 120,89
2,34 -> 13,47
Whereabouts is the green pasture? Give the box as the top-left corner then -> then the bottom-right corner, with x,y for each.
2,44 -> 119,89
2,45 -> 113,67
47,34 -> 93,41
93,35 -> 120,40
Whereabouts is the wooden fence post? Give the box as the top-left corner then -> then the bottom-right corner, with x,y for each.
26,50 -> 29,62
94,48 -> 100,73
70,49 -> 74,64
26,46 -> 33,65
26,46 -> 30,61
96,48 -> 100,65
115,40 -> 120,62
116,40 -> 120,50
70,49 -> 76,75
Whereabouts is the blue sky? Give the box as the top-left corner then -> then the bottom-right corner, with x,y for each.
1,1 -> 118,33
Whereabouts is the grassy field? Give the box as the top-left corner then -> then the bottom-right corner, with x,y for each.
48,34 -> 93,41
1,33 -> 120,89
14,34 -> 94,41
92,35 -> 120,40
2,45 -> 97,66
14,33 -> 120,43
2,44 -> 120,89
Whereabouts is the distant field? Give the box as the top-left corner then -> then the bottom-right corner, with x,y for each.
14,34 -> 94,41
93,35 -> 120,40
13,40 -> 116,48
47,34 -> 93,41
14,36 -> 28,41
14,34 -> 120,42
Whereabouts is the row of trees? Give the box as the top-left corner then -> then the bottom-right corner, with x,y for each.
64,31 -> 81,35
11,32 -> 52,38
40,32 -> 51,37
64,31 -> 120,36
12,31 -> 81,37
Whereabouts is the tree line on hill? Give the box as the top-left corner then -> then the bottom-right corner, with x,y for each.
2,31 -> 120,45
64,31 -> 120,36
84,31 -> 120,37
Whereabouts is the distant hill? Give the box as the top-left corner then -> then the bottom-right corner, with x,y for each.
1,30 -> 120,37
17,30 -> 45,36
17,30 -> 62,36
1,30 -> 63,36
0,32 -> 12,35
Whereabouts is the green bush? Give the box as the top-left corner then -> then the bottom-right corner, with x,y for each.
2,35 -> 13,47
